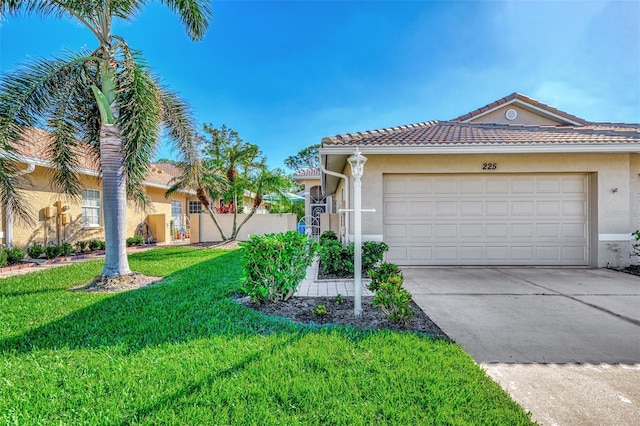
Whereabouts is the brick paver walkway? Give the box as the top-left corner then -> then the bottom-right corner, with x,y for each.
295,261 -> 373,297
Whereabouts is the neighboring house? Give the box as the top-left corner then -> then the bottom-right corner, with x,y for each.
319,93 -> 640,268
0,129 -> 261,248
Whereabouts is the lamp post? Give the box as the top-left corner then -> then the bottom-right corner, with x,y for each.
347,148 -> 367,317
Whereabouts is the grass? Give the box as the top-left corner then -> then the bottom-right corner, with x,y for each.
0,246 -> 533,425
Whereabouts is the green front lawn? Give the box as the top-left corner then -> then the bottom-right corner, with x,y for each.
0,247 -> 532,425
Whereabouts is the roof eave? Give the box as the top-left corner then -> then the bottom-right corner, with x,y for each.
320,144 -> 640,155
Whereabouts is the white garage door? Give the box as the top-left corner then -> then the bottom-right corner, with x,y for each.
384,174 -> 589,266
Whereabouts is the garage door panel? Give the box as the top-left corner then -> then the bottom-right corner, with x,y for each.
537,178 -> 562,193
511,178 -> 535,193
383,173 -> 589,266
511,201 -> 535,215
562,200 -> 587,216
486,201 -> 509,215
536,201 -> 561,216
435,201 -> 457,216
410,201 -> 432,216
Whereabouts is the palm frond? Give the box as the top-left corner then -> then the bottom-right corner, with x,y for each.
0,156 -> 35,226
0,52 -> 102,197
116,46 -> 161,205
158,87 -> 199,165
160,0 -> 213,40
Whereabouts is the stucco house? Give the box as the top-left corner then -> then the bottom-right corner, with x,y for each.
318,93 -> 640,268
0,129 -> 262,248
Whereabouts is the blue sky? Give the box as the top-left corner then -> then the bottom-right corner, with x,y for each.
1,1 -> 639,169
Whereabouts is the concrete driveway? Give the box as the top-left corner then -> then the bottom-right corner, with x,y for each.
403,267 -> 640,425
403,267 -> 640,364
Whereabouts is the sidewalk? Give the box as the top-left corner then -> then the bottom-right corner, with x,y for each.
295,260 -> 373,297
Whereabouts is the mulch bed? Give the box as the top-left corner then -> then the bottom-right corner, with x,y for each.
618,265 -> 640,277
240,296 -> 448,338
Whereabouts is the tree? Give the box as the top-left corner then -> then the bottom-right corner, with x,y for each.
169,124 -> 294,241
0,1 -> 211,278
284,144 -> 320,171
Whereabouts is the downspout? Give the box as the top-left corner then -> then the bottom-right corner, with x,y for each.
319,154 -> 350,242
6,162 -> 36,247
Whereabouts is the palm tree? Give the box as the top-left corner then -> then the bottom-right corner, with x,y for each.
0,1 -> 211,278
166,151 -> 230,240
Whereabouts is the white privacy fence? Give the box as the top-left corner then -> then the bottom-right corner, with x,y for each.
190,213 -> 298,242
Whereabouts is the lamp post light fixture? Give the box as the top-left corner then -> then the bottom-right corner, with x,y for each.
347,148 -> 367,317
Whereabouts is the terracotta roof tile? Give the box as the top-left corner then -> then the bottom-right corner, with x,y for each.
8,128 -> 181,188
322,121 -> 640,147
293,167 -> 321,178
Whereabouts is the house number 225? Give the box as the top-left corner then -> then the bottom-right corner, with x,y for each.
482,163 -> 497,170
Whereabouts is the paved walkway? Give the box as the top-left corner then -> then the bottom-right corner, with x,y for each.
295,261 -> 373,297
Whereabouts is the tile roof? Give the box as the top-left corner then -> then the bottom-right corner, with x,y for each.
7,128 -> 183,189
292,167 -> 321,178
322,121 -> 640,147
451,92 -> 589,125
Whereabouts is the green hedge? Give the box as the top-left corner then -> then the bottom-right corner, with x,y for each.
240,231 -> 317,303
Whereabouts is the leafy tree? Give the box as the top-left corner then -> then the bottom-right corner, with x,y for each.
284,144 -> 320,171
169,124 -> 294,240
0,1 -> 211,278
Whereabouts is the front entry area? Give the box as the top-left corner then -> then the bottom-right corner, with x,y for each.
384,173 -> 589,266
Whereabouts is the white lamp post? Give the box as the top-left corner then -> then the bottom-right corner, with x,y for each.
347,148 -> 367,317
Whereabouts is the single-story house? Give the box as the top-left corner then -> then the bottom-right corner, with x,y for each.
0,129 -> 263,248
318,93 -> 640,268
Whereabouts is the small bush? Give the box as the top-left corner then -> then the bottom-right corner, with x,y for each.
319,240 -> 389,276
318,239 -> 351,276
74,240 -> 88,253
44,245 -> 63,260
0,250 -> 7,268
126,235 -> 144,247
319,230 -> 338,246
88,240 -> 102,251
373,274 -> 414,323
362,241 -> 389,272
314,304 -> 328,315
27,243 -> 45,259
61,243 -> 74,256
368,262 -> 402,292
240,231 -> 317,303
335,294 -> 344,305
5,247 -> 24,265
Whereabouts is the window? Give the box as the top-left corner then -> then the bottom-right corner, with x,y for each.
188,200 -> 203,214
171,200 -> 183,226
82,189 -> 101,227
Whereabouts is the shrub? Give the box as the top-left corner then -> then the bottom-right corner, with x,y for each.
27,243 -> 45,259
368,262 -> 402,292
240,231 -> 317,303
88,240 -> 102,251
126,235 -> 144,247
319,240 -> 389,276
318,239 -> 351,276
0,250 -> 7,268
362,241 -> 389,272
373,274 -> 414,323
314,304 -> 328,315
44,245 -> 63,260
335,294 -> 344,305
61,242 -> 74,256
319,230 -> 338,246
74,240 -> 88,253
5,247 -> 24,265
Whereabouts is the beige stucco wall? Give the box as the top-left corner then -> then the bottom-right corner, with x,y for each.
191,213 -> 297,242
469,104 -> 563,126
334,152 -> 640,267
4,165 -> 193,248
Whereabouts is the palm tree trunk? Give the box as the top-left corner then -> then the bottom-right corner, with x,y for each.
231,207 -> 257,240
206,206 -> 228,241
100,123 -> 132,276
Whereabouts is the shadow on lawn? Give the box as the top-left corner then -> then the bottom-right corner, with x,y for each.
0,250 -> 304,354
